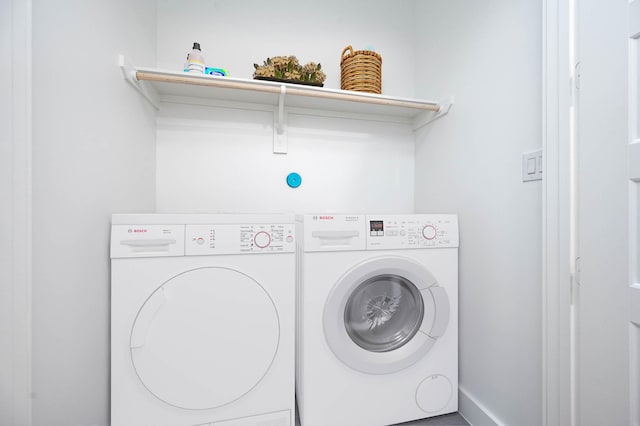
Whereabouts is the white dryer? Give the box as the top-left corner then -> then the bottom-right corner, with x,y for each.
295,214 -> 458,426
111,214 -> 295,426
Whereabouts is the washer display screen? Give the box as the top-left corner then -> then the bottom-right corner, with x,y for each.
370,220 -> 384,232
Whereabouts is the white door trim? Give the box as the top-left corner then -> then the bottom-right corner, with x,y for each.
628,2 -> 640,423
542,0 -> 573,425
0,0 -> 33,424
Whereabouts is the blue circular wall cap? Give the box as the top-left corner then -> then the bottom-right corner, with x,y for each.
286,172 -> 302,188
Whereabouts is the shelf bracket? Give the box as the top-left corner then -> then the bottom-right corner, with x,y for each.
412,96 -> 454,131
273,85 -> 288,154
118,55 -> 160,110
275,85 -> 286,133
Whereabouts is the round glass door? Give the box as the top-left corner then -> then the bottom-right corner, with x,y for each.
344,274 -> 424,352
130,267 -> 279,410
323,256 -> 449,374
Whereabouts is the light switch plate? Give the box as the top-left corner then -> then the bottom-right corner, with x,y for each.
522,149 -> 543,182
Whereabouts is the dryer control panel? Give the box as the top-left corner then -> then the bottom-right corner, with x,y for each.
365,214 -> 458,249
185,223 -> 295,255
111,223 -> 295,257
111,224 -> 186,258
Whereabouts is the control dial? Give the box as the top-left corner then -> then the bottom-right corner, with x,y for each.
254,231 -> 272,248
422,225 -> 437,240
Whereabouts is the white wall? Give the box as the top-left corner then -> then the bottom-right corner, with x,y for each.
413,1 -> 543,425
155,103 -> 415,214
577,0 -> 629,424
1,0 -> 32,424
156,0 -> 417,96
0,2 -> 13,418
31,1 -> 157,425
155,0 -> 417,214
24,1 -> 548,424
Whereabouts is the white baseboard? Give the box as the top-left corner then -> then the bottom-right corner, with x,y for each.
458,386 -> 505,426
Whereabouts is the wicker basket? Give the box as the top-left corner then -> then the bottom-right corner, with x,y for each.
340,45 -> 382,94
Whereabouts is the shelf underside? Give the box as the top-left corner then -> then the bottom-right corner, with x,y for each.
135,68 -> 442,119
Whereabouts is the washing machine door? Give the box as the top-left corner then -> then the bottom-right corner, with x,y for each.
323,256 -> 449,374
130,267 -> 280,410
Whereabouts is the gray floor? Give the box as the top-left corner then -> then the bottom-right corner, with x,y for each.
295,411 -> 469,426
394,412 -> 469,426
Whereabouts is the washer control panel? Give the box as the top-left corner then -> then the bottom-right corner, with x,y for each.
185,223 -> 295,255
366,214 -> 458,249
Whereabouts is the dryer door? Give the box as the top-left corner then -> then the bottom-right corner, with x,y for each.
130,267 -> 280,410
323,256 -> 449,374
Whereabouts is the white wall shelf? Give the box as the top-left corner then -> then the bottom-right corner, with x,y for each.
119,55 -> 453,153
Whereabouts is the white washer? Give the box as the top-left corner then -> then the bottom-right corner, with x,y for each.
296,214 -> 458,426
111,214 -> 295,426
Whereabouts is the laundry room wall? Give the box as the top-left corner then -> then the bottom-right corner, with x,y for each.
413,1 -> 543,425
155,0 -> 418,96
24,0 -> 547,424
154,0 -> 418,214
31,1 -> 157,425
155,103 -> 415,214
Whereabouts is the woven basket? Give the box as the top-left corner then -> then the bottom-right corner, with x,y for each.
340,45 -> 382,94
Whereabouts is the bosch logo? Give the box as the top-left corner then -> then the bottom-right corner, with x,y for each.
127,228 -> 148,233
312,215 -> 335,221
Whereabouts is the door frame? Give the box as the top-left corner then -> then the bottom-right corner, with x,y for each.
1,0 -> 33,424
628,2 -> 640,423
542,0 -> 573,425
